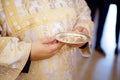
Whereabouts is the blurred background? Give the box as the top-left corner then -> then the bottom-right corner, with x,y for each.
77,0 -> 120,80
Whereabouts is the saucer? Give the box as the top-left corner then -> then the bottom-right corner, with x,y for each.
55,32 -> 90,44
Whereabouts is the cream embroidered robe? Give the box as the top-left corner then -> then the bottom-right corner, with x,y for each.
0,0 -> 94,80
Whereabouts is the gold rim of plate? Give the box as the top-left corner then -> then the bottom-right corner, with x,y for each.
55,32 -> 90,44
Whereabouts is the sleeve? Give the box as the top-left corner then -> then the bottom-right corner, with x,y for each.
0,37 -> 31,68
74,0 -> 94,57
0,2 -> 31,80
0,37 -> 31,80
22,52 -> 31,73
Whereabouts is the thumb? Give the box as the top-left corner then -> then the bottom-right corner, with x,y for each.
73,27 -> 83,32
83,29 -> 89,34
40,37 -> 56,44
49,42 -> 64,51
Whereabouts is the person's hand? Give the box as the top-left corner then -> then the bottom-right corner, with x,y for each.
73,26 -> 89,35
67,26 -> 89,48
31,37 -> 64,61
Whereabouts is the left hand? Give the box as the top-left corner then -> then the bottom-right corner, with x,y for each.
73,26 -> 89,35
67,26 -> 89,48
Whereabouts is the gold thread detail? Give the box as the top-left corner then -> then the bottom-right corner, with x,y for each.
0,37 -> 11,53
2,0 -> 76,36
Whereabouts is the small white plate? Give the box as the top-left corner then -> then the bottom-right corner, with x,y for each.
55,32 -> 90,44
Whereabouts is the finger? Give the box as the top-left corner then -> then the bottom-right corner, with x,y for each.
73,27 -> 84,32
48,42 -> 64,52
82,29 -> 89,34
40,37 -> 56,44
75,27 -> 89,35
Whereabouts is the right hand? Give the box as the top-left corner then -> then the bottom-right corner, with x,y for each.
31,37 -> 64,61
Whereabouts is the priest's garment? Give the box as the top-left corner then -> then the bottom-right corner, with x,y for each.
0,0 -> 94,80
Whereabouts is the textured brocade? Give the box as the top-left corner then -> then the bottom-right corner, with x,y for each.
0,37 -> 11,53
0,0 -> 93,80
0,37 -> 31,80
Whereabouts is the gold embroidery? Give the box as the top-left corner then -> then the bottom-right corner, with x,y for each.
2,0 -> 20,34
0,37 -> 11,53
2,0 -> 76,35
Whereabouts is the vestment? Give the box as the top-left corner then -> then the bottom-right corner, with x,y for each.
0,0 -> 93,80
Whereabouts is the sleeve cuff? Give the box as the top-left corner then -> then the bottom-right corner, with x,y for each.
79,42 -> 88,49
22,51 -> 31,73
